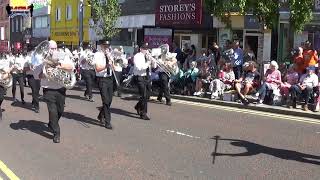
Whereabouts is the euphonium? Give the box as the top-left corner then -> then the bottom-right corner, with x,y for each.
0,58 -> 12,88
150,44 -> 179,77
32,40 -> 76,89
83,49 -> 95,67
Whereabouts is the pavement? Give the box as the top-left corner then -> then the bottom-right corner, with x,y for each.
122,87 -> 320,119
0,85 -> 319,179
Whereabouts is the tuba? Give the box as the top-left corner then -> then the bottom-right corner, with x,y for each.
150,44 -> 179,77
32,40 -> 77,89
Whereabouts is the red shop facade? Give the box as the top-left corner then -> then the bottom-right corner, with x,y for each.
146,0 -> 216,52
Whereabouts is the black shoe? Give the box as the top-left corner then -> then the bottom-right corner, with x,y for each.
157,97 -> 163,103
53,135 -> 60,143
21,100 -> 26,105
242,98 -> 250,105
166,101 -> 172,106
89,98 -> 94,102
105,123 -> 113,130
97,116 -> 106,124
47,123 -> 53,132
11,99 -> 18,105
140,114 -> 150,120
134,105 -> 141,115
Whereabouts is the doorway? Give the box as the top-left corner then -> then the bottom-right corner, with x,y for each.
244,35 -> 258,60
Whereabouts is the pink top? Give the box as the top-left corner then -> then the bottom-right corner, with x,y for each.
286,72 -> 299,85
265,69 -> 282,85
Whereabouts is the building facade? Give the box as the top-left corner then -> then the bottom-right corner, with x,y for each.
50,0 -> 91,48
31,5 -> 50,48
0,0 -> 10,52
117,0 -> 214,54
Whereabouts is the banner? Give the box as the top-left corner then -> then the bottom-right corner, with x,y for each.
155,0 -> 203,27
144,28 -> 173,49
10,0 -> 50,9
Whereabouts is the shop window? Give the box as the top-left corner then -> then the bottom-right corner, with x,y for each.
15,19 -> 18,32
174,36 -> 181,48
56,8 -> 61,21
1,27 -> 4,40
66,5 -> 72,20
202,35 -> 207,49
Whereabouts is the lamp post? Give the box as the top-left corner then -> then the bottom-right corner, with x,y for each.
79,0 -> 84,48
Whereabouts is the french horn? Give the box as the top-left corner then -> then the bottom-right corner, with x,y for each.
32,40 -> 76,89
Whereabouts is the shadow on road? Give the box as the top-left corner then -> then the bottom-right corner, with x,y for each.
66,94 -> 88,101
211,138 -> 320,166
62,112 -> 103,127
95,106 -> 142,120
111,107 -> 140,119
10,120 -> 53,139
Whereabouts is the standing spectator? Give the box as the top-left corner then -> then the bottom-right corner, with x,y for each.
211,42 -> 221,66
255,61 -> 282,105
172,42 -> 185,67
303,41 -> 318,70
196,48 -> 209,67
190,45 -> 197,61
243,44 -> 256,63
208,48 -> 217,76
294,47 -> 305,75
288,66 -> 319,111
232,40 -> 244,80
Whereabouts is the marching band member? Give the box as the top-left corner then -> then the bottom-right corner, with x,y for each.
95,40 -> 114,130
80,45 -> 96,101
0,55 -> 12,121
156,44 -> 176,106
34,40 -> 74,143
113,48 -> 128,97
24,52 -> 41,113
11,53 -> 26,105
133,43 -> 154,120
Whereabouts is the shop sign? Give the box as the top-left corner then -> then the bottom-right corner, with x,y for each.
144,28 -> 173,48
244,15 -> 262,30
54,31 -> 77,37
155,0 -> 203,27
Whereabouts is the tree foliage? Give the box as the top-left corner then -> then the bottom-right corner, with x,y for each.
91,0 -> 121,39
204,0 -> 314,32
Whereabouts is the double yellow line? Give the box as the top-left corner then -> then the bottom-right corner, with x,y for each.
169,98 -> 320,125
0,160 -> 20,180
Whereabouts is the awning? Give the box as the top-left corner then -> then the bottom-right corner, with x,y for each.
116,14 -> 155,29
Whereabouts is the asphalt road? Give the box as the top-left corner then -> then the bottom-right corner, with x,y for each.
0,86 -> 319,180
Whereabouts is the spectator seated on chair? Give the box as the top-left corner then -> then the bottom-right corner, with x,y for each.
170,68 -> 185,94
255,61 -> 282,105
209,62 -> 235,99
183,61 -> 199,96
288,66 -> 319,111
280,64 -> 299,103
194,60 -> 212,96
234,61 -> 260,105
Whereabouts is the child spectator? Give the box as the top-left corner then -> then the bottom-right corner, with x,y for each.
209,62 -> 235,99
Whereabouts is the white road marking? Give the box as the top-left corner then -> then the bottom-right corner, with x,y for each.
165,130 -> 200,139
166,98 -> 320,125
